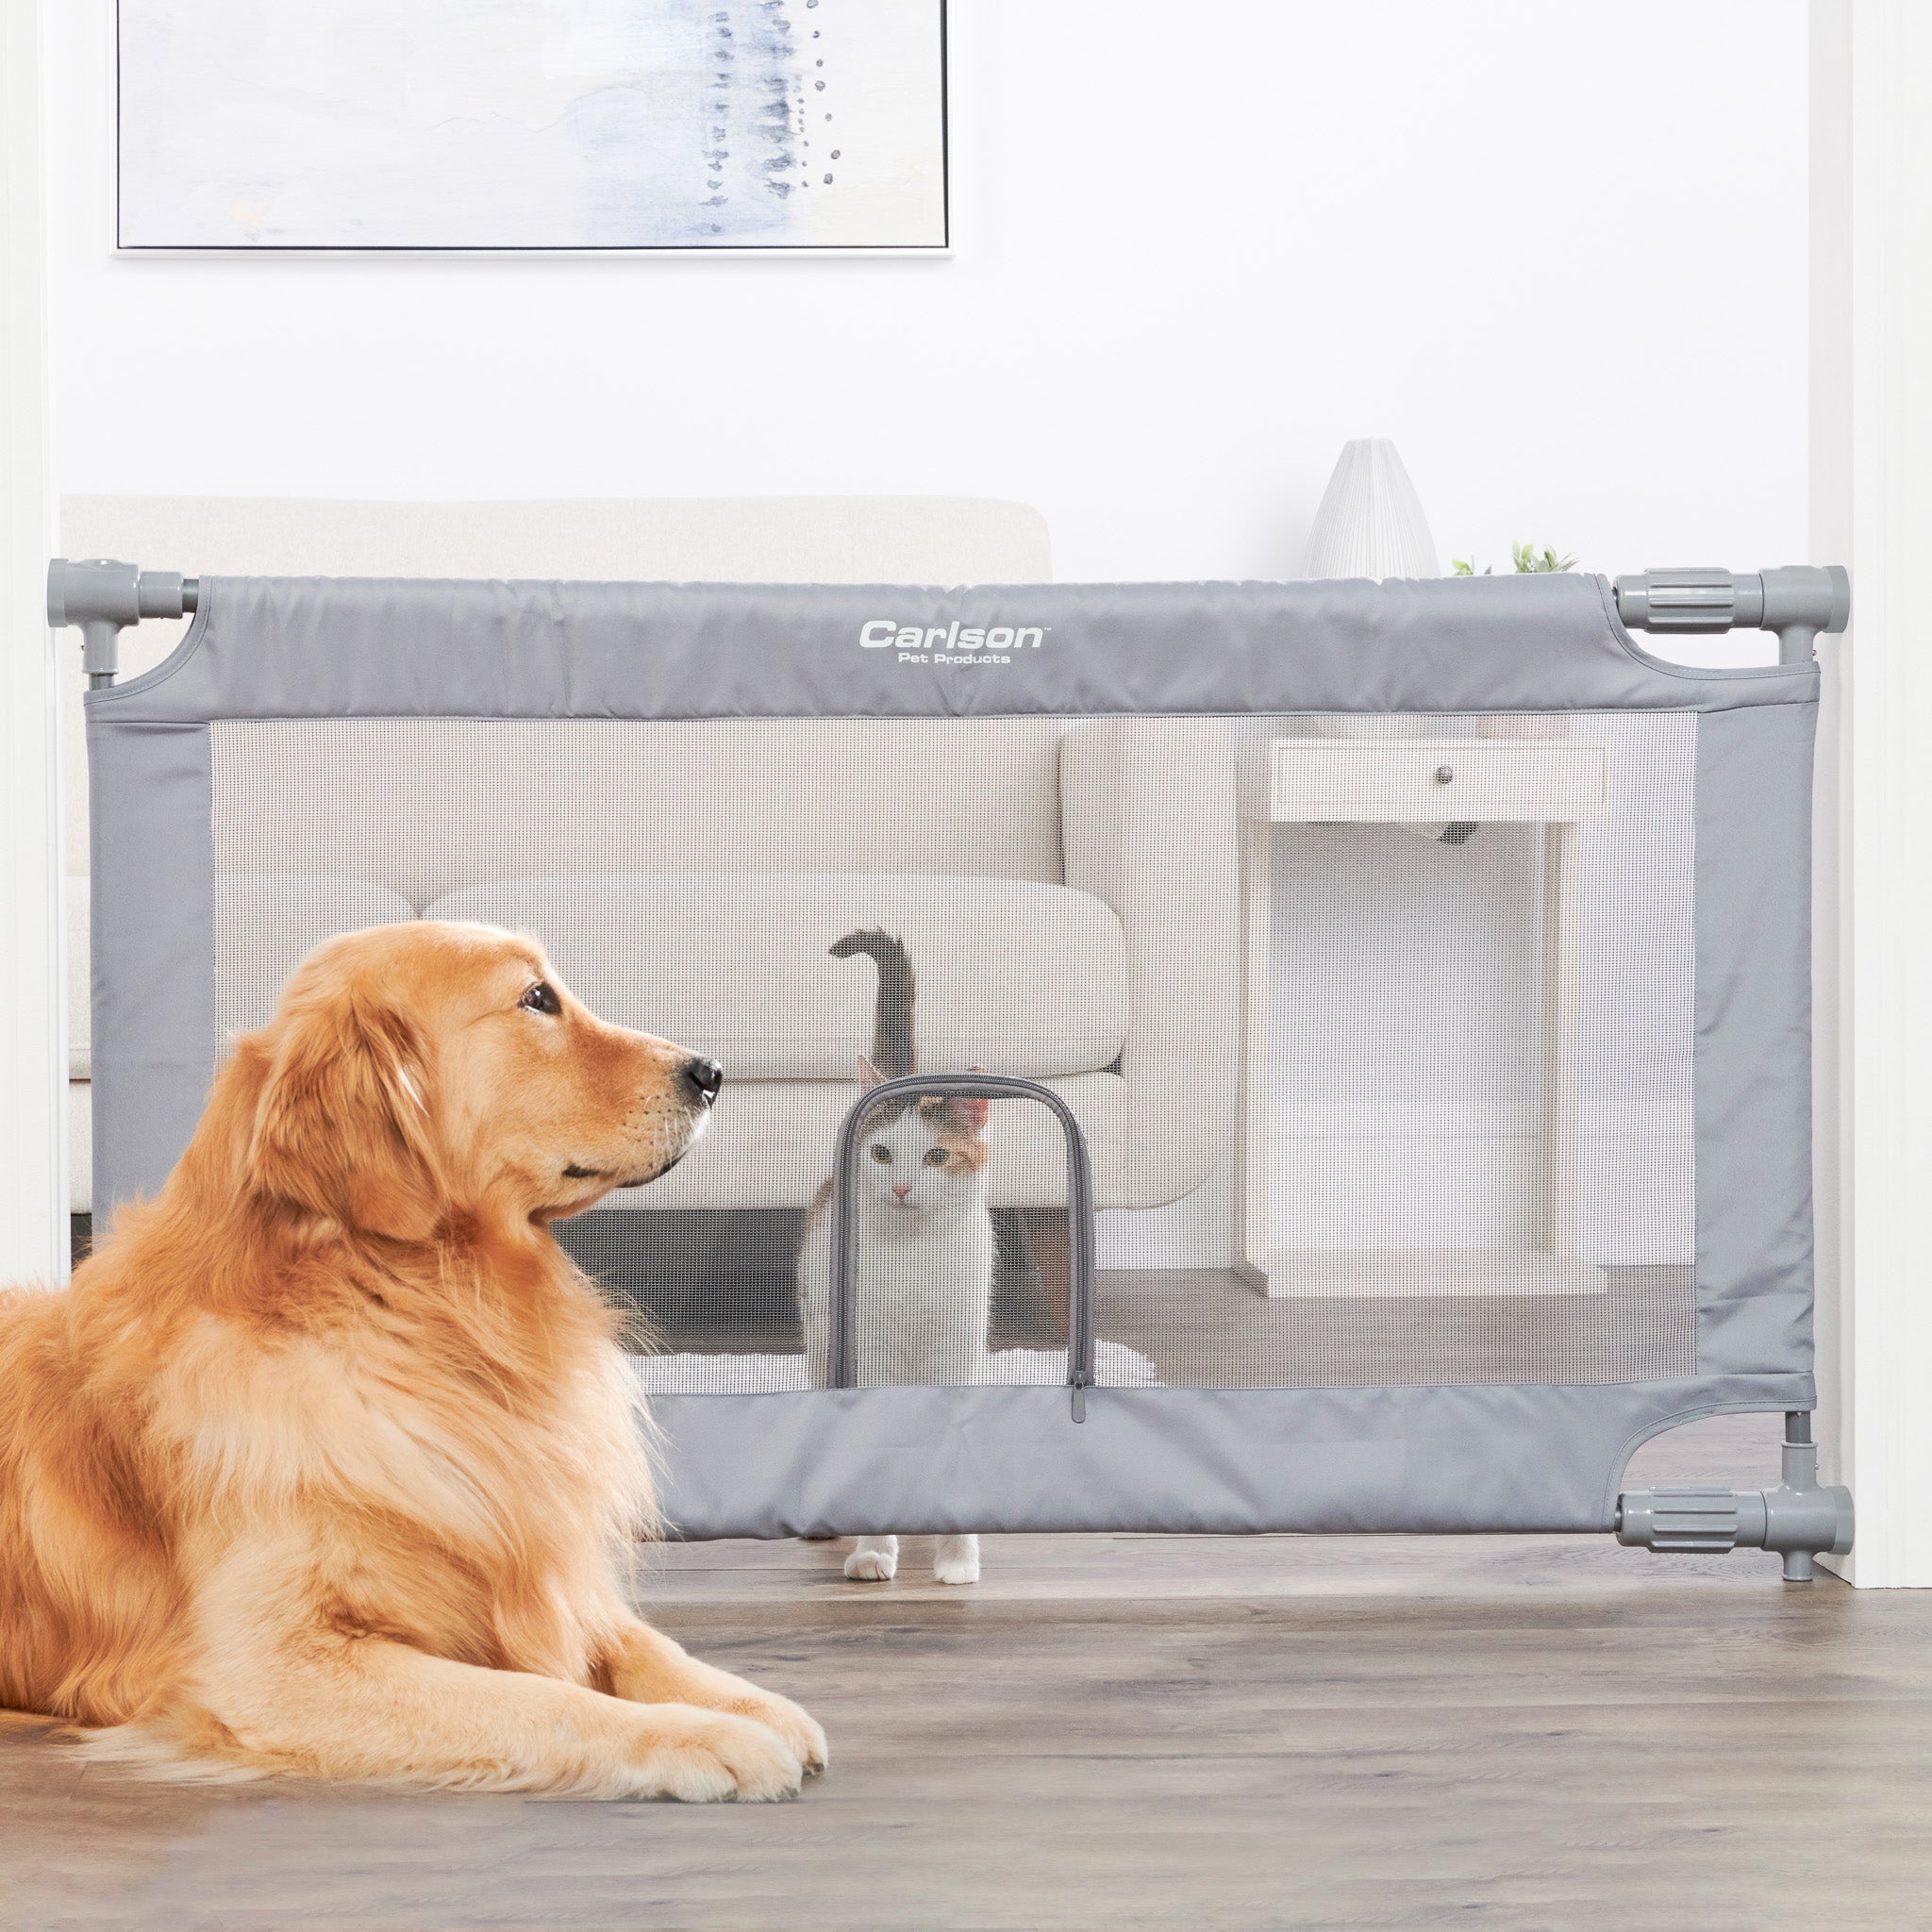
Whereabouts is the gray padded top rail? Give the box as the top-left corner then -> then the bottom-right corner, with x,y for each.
87,573 -> 1819,725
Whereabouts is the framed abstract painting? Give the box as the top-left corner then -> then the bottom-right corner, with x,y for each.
116,0 -> 947,252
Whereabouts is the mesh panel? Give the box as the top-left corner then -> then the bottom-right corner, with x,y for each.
210,708 -> 1695,1394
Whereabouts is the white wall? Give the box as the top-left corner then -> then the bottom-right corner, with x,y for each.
3,0 -> 66,1285
1808,0 -> 1932,1590
44,1 -> 1807,587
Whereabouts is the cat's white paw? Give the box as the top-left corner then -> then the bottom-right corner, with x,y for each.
844,1535 -> 899,1583
933,1534 -> 980,1586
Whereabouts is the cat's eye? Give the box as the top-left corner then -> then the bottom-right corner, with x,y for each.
923,1146 -> 949,1167
520,980 -> 561,1016
869,1143 -> 892,1164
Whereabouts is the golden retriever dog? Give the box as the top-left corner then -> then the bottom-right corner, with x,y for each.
0,921 -> 825,1800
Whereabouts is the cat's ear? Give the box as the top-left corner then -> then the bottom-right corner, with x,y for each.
858,1053 -> 884,1089
953,1064 -> 991,1130
951,1070 -> 991,1134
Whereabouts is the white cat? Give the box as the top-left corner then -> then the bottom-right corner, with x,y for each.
797,929 -> 991,1587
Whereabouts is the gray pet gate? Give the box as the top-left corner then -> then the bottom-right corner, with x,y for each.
52,559 -> 1856,1574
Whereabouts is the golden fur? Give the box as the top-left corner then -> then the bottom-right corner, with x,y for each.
0,921 -> 824,1800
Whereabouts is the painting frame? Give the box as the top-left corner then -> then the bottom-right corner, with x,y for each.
113,0 -> 949,256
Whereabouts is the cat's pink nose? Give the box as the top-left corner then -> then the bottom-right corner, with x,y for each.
892,1183 -> 913,1200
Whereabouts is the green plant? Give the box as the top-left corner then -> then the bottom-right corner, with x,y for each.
1510,540 -> 1577,574
1451,541 -> 1579,577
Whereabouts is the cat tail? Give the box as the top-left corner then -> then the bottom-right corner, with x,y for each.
830,928 -> 917,1078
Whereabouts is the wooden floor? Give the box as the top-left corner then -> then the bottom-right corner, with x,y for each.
4,1414 -> 1926,1931
1094,1262 -> 1695,1388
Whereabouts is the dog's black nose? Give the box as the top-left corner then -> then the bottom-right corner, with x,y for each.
682,1057 -> 724,1106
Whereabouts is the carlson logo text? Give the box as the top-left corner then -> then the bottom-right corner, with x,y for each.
859,619 -> 1048,665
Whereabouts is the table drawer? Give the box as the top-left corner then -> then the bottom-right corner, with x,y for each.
1253,737 -> 1611,824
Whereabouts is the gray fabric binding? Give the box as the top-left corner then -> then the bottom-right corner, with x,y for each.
1692,702 -> 1817,1374
649,1374 -> 1812,1540
86,708 -> 216,1216
79,571 -> 1820,1539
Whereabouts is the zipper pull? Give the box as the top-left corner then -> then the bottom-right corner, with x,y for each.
1069,1368 -> 1091,1424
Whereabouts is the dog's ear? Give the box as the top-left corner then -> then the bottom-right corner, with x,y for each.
247,988 -> 442,1241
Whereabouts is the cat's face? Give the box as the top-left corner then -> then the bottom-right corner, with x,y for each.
856,1097 -> 989,1222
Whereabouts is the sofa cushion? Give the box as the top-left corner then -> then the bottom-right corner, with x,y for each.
209,717 -> 1070,911
425,874 -> 1131,1082
213,875 -> 421,1038
604,1071 -> 1125,1212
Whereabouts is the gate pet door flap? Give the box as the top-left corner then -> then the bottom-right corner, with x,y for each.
824,1073 -> 1096,1418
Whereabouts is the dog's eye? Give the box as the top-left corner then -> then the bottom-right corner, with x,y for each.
924,1146 -> 950,1167
520,981 -> 561,1016
869,1143 -> 892,1164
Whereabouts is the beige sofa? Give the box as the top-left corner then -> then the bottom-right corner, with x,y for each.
63,497 -> 1239,1222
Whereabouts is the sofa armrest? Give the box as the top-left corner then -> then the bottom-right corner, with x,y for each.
1059,718 -> 1239,1207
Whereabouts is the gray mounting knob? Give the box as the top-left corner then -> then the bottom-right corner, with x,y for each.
1616,1484 -> 1765,1554
1616,1419 -> 1855,1581
46,558 -> 197,687
1614,567 -> 1754,633
1612,564 -> 1851,666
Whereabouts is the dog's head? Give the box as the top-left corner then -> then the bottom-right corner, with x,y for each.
240,921 -> 720,1240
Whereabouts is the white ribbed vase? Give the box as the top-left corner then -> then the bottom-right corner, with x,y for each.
1300,439 -> 1441,744
1299,438 -> 1440,581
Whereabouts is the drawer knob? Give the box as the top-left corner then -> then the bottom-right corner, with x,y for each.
1433,764 -> 1455,785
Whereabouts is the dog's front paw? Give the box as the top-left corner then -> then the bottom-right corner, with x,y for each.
933,1534 -> 980,1586
623,1707 -> 805,1804
843,1536 -> 898,1583
735,1690 -> 828,1774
